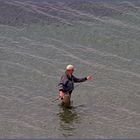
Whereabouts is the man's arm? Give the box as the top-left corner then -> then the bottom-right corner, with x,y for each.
73,75 -> 92,83
72,75 -> 87,83
58,75 -> 68,91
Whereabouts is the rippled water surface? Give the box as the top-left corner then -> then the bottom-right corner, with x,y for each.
0,0 -> 140,138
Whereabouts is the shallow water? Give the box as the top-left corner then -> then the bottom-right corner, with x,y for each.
0,0 -> 140,138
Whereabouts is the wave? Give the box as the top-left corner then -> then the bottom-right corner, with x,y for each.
0,0 -> 140,138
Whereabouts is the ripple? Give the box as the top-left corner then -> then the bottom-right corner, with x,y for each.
0,60 -> 44,75
0,0 -> 140,138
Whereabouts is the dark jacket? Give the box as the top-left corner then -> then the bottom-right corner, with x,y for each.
58,72 -> 87,93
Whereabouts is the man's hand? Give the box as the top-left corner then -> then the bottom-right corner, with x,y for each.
87,75 -> 92,80
59,91 -> 65,99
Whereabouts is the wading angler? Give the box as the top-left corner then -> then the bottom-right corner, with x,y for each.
58,64 -> 92,107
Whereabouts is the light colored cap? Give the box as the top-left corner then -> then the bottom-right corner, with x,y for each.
66,64 -> 74,70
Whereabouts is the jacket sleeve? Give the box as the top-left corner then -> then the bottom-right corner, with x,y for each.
73,75 -> 87,83
58,75 -> 68,91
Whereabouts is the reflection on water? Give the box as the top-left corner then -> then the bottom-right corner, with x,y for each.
57,105 -> 80,137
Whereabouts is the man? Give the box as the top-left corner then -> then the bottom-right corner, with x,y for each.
58,64 -> 92,100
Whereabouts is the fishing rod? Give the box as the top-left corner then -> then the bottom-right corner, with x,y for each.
51,82 -> 82,102
51,72 -> 96,102
52,73 -> 96,102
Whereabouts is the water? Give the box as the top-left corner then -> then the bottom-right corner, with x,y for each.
0,0 -> 140,138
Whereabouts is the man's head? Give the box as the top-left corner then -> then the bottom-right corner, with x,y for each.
66,64 -> 74,75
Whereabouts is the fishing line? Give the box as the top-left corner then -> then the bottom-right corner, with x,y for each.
51,71 -> 96,102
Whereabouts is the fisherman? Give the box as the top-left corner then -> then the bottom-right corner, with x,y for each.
58,64 -> 92,100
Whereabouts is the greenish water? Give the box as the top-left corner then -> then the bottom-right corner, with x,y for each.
0,0 -> 140,138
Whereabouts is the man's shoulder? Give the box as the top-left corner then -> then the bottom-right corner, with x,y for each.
61,73 -> 68,79
71,74 -> 76,78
